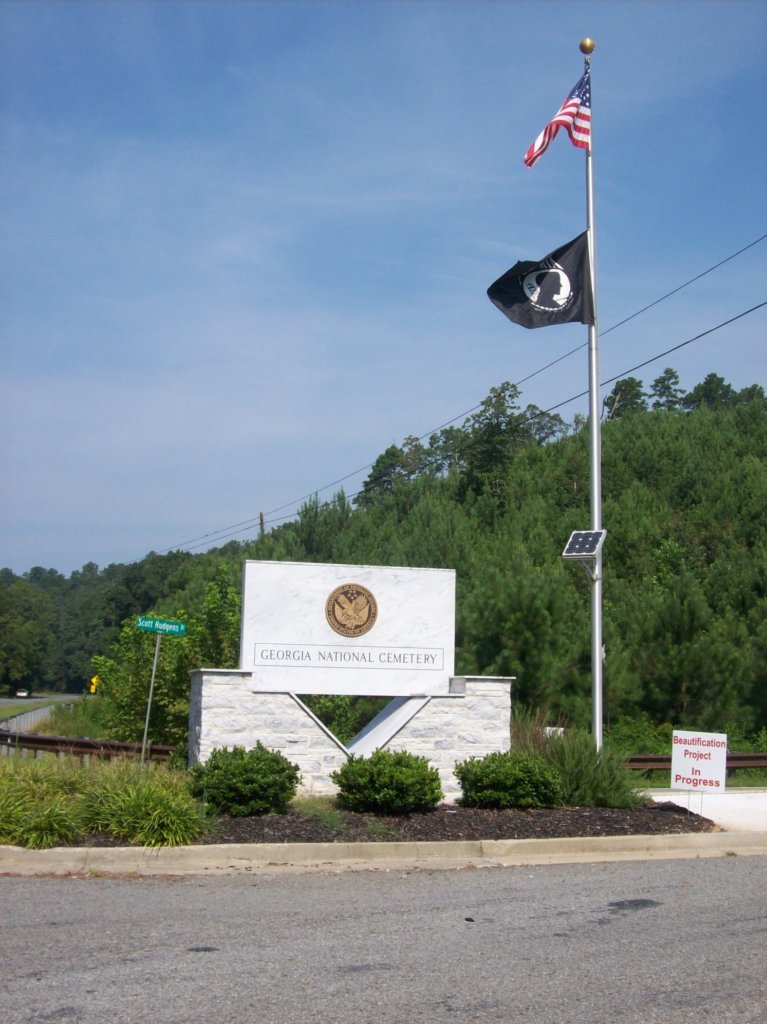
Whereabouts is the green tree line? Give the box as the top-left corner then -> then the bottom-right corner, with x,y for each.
2,369 -> 765,747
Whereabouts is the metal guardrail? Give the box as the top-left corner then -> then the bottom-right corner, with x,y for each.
1,730 -> 764,772
0,729 -> 175,762
626,752 -> 767,774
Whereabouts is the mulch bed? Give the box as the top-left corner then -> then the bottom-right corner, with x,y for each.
193,801 -> 718,846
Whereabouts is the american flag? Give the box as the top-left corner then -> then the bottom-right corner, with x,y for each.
524,69 -> 591,168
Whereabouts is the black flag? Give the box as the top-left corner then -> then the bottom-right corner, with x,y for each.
487,232 -> 594,329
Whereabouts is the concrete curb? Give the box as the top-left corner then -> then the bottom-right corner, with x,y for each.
2,831 -> 766,877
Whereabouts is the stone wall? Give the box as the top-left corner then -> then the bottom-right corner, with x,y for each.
189,671 -> 513,802
189,670 -> 349,795
382,677 -> 512,801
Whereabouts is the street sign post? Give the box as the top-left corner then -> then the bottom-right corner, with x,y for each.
136,616 -> 187,637
135,615 -> 187,762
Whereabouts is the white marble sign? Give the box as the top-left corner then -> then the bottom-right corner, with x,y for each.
240,560 -> 456,696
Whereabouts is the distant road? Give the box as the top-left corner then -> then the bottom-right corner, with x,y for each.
2,857 -> 765,1023
0,692 -> 82,709
0,692 -> 82,724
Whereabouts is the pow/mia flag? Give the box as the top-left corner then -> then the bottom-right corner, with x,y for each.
487,232 -> 594,330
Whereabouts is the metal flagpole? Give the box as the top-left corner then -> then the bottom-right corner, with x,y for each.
581,37 -> 604,750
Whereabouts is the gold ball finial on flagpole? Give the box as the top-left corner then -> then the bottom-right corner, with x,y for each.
580,38 -> 595,54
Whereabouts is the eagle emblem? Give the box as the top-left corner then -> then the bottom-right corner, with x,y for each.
325,583 -> 378,637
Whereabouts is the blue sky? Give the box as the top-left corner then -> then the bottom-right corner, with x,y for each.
1,0 -> 766,576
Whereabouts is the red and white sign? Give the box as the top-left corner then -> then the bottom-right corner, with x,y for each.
671,730 -> 727,791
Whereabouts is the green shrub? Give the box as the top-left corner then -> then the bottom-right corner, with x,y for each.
544,729 -> 642,808
454,751 -> 563,809
331,749 -> 443,814
189,743 -> 301,816
604,716 -> 674,756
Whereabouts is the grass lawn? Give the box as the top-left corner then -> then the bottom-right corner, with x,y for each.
0,701 -> 52,723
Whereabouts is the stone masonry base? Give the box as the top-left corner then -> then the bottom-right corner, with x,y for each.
189,671 -> 512,803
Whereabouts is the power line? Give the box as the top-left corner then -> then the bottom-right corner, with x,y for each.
176,299 -> 766,553
150,234 -> 767,557
168,299 -> 767,553
601,233 -> 767,336
599,301 -> 767,388
287,301 -> 767,524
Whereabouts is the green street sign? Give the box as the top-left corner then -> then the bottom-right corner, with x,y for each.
136,615 -> 187,637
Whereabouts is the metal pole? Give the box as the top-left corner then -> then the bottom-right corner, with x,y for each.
140,633 -> 162,764
582,40 -> 604,750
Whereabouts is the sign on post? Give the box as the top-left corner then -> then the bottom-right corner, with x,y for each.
671,730 -> 727,791
135,615 -> 187,762
136,616 -> 187,637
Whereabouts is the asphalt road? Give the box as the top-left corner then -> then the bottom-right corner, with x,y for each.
0,693 -> 82,711
2,857 -> 765,1024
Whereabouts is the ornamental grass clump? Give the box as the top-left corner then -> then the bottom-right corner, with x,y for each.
0,758 -> 87,849
11,794 -> 85,850
99,783 -> 208,848
454,751 -> 564,809
0,785 -> 85,849
189,743 -> 301,816
86,761 -> 209,847
0,787 -> 27,845
510,706 -> 564,757
1,756 -> 88,801
543,728 -> 643,808
0,756 -> 208,848
331,749 -> 443,814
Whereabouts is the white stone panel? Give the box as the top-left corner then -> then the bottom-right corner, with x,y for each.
240,560 -> 455,696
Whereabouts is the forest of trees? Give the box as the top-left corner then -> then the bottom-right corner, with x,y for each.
2,369 -> 766,747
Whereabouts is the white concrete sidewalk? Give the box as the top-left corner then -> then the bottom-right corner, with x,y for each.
646,788 -> 767,832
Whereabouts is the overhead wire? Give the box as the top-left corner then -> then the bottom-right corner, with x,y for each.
149,235 -> 767,557
599,301 -> 767,388
176,298 -> 766,553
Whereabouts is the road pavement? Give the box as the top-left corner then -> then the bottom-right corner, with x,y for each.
1,857 -> 765,1024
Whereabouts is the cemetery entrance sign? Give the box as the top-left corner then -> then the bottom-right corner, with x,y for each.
240,560 -> 456,697
189,559 -> 512,801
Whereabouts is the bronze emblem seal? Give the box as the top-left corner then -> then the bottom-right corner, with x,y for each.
325,583 -> 378,637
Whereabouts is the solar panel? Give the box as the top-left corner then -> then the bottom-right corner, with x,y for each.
562,530 -> 607,559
